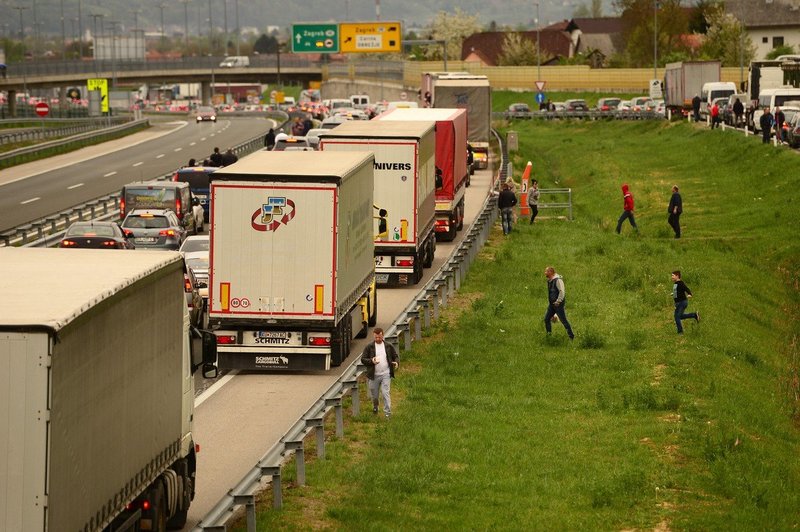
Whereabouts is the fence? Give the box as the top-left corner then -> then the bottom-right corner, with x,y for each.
537,188 -> 573,221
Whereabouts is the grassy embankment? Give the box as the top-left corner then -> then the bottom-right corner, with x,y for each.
233,113 -> 800,530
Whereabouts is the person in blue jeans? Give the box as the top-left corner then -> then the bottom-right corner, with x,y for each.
498,182 -> 517,235
672,270 -> 699,334
544,266 -> 574,340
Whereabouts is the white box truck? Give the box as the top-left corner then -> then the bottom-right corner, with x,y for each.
319,120 -> 437,286
376,107 -> 468,242
207,151 -> 377,370
663,60 -> 721,117
0,248 -> 216,531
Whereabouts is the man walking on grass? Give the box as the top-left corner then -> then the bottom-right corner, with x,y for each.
616,183 -> 638,234
671,270 -> 699,334
544,266 -> 574,340
361,328 -> 399,418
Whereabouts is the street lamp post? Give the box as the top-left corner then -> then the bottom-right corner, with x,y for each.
535,1 -> 541,83
654,0 -> 659,81
234,0 -> 240,56
12,5 -> 29,99
77,0 -> 83,58
180,0 -> 191,51
158,4 -> 167,41
208,0 -> 213,55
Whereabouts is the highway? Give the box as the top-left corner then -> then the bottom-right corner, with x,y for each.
0,116 -> 272,231
186,166 -> 495,529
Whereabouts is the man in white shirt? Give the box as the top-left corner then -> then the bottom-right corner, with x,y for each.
360,328 -> 399,417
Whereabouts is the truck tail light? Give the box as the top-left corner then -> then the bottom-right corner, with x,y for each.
176,198 -> 183,219
308,336 -> 330,346
216,334 -> 236,344
396,259 -> 414,267
120,197 -> 125,219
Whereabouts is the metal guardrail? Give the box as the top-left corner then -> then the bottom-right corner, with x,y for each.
493,110 -> 665,121
194,131 -> 506,531
0,117 -> 129,145
0,118 -> 148,169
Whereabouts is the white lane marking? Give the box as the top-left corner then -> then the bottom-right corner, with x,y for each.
174,147 -> 182,152
68,183 -> 84,189
201,137 -> 207,141
104,171 -> 117,177
21,197 -> 41,205
133,161 -> 143,167
156,154 -> 165,159
190,142 -> 197,146
194,371 -> 238,407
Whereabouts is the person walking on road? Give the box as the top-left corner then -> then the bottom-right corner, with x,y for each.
692,94 -> 701,122
264,128 -> 276,150
616,183 -> 638,234
671,270 -> 699,334
360,328 -> 399,418
760,108 -> 774,144
667,185 -> 683,239
528,179 -> 540,224
544,266 -> 574,340
498,183 -> 517,235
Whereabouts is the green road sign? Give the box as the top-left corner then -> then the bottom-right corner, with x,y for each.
291,24 -> 339,53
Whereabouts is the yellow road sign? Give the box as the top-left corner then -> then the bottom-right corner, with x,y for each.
87,78 -> 109,113
340,22 -> 401,53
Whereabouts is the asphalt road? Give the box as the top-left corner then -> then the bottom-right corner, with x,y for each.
0,117 -> 273,231
186,166 -> 496,529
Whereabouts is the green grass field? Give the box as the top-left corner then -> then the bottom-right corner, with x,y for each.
238,118 -> 800,530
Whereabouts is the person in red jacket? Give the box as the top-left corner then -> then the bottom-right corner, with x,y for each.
616,183 -> 638,234
710,101 -> 720,129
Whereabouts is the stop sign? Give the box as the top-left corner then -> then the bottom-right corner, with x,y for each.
35,102 -> 50,117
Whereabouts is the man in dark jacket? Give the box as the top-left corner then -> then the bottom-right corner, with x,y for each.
671,270 -> 699,334
732,98 -> 744,127
691,94 -> 701,122
544,266 -> 574,340
221,148 -> 238,167
264,128 -> 276,150
760,108 -> 774,144
498,183 -> 517,235
360,328 -> 399,417
667,184 -> 683,238
616,183 -> 638,234
209,147 -> 223,167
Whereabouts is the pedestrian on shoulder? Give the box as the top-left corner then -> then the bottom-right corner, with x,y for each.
616,183 -> 638,234
671,270 -> 699,334
209,147 -> 223,167
264,128 -> 276,150
692,94 -> 701,122
528,179 -> 540,224
733,98 -> 744,127
543,266 -> 574,340
360,327 -> 399,417
186,158 -> 196,168
498,183 -> 517,235
710,102 -> 720,129
667,185 -> 683,239
221,148 -> 238,167
760,108 -> 774,144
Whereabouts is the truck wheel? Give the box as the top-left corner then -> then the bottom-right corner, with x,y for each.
368,288 -> 378,327
331,317 -> 349,366
456,202 -> 465,231
151,481 -> 168,532
413,255 -> 424,284
423,237 -> 434,268
166,476 -> 191,529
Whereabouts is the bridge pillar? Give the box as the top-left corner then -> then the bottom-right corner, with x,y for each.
201,81 -> 212,106
7,89 -> 17,118
59,86 -> 68,115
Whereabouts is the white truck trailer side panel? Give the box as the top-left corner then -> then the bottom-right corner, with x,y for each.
0,332 -> 49,532
0,248 -> 187,531
208,151 -> 375,321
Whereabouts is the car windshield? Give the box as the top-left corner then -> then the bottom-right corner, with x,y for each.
198,106 -> 214,114
181,238 -> 210,252
123,215 -> 170,229
186,257 -> 209,270
66,224 -> 116,237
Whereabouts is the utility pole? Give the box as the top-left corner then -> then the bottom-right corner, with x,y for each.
375,0 -> 380,21
208,0 -> 213,55
60,0 -> 66,58
78,0 -> 83,58
158,3 -> 167,41
234,0 -> 240,56
12,5 -> 28,58
654,0 -> 659,81
223,0 -> 228,56
535,1 -> 541,83
180,0 -> 191,51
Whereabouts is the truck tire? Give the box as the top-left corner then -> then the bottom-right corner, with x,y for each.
368,288 -> 378,327
151,481 -> 168,532
456,201 -> 465,231
413,254 -> 424,284
423,237 -> 435,268
331,316 -> 350,366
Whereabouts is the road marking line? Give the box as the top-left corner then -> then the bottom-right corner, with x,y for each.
104,171 -> 117,177
190,142 -> 197,146
68,183 -> 84,189
174,147 -> 182,152
157,154 -> 165,158
21,197 -> 41,205
133,161 -> 143,167
195,371 -> 238,407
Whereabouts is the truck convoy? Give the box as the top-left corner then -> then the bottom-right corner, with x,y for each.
376,107 -> 468,241
0,248 -> 215,531
319,120 -> 437,286
745,55 -> 800,127
663,60 -> 722,117
207,151 -> 377,371
423,72 -> 492,171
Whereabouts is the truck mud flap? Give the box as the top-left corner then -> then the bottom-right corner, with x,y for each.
376,272 -> 417,287
218,352 -> 330,371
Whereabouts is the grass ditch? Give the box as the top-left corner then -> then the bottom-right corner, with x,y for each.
232,118 -> 800,530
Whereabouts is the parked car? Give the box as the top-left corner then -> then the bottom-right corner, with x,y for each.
121,209 -> 187,250
180,235 -> 209,325
784,111 -> 800,147
778,107 -> 800,142
564,99 -> 589,111
653,99 -> 665,116
59,221 -> 134,249
631,97 -> 655,112
506,103 -> 532,118
596,97 -> 621,112
618,100 -> 633,112
196,106 -> 217,122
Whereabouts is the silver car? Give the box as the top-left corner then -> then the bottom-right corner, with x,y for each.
122,209 -> 187,250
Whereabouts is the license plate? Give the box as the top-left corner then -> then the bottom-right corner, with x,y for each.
136,237 -> 156,243
376,273 -> 390,283
255,331 -> 289,339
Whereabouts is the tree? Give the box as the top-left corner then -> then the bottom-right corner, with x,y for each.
421,8 -> 482,61
700,8 -> 756,67
254,34 -> 278,55
766,45 -> 796,60
614,0 -> 689,68
688,0 -> 717,34
497,33 -> 539,66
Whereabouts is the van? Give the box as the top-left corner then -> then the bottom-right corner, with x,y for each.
120,181 -> 197,232
700,82 -> 736,116
350,94 -> 370,108
752,87 -> 800,131
172,166 -> 217,222
219,56 -> 249,68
